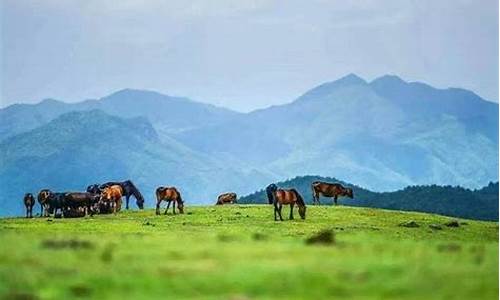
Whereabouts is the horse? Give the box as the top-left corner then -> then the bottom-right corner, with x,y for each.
155,187 -> 184,215
64,192 -> 100,216
37,189 -> 51,217
86,184 -> 101,195
46,192 -> 67,217
100,185 -> 123,213
99,180 -> 145,210
23,193 -> 35,218
266,184 -> 306,221
216,192 -> 237,205
311,181 -> 353,205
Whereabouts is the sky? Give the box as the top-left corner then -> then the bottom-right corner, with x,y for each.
1,0 -> 498,112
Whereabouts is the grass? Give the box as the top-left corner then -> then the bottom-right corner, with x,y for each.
0,205 -> 497,300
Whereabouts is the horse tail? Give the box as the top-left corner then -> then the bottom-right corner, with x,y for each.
291,189 -> 305,207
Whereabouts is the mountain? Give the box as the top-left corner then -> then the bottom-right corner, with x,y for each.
176,74 -> 498,190
238,175 -> 499,221
0,89 -> 239,142
0,110 -> 270,215
0,74 -> 498,215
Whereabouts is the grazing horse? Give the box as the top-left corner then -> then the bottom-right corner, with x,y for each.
99,180 -> 145,209
23,193 -> 35,218
216,192 -> 237,205
311,181 -> 353,205
100,185 -> 123,213
266,184 -> 306,221
156,187 -> 184,215
37,189 -> 51,217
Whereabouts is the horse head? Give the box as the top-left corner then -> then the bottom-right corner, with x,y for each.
298,205 -> 306,220
177,199 -> 185,214
266,184 -> 277,204
136,198 -> 145,209
87,184 -> 101,194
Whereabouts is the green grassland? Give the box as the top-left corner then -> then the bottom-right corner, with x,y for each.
0,205 -> 498,300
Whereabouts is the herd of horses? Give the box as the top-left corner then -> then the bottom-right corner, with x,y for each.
22,180 -> 354,221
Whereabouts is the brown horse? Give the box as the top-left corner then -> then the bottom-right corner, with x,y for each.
23,193 -> 35,218
311,181 -> 353,205
216,192 -> 237,205
266,184 -> 306,221
156,187 -> 184,215
100,185 -> 123,213
37,189 -> 51,217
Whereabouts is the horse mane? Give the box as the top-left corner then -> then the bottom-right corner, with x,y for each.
290,188 -> 305,206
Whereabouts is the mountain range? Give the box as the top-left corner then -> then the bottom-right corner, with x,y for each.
0,74 -> 497,216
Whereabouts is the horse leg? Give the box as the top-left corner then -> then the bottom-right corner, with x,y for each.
172,201 -> 176,215
156,200 -> 161,215
278,203 -> 284,221
125,195 -> 130,210
164,201 -> 171,215
334,195 -> 338,206
289,203 -> 294,220
274,204 -> 278,221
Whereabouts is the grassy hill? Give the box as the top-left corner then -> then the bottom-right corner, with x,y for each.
0,205 -> 497,299
239,175 -> 499,221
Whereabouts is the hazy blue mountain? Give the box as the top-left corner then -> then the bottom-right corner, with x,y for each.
0,89 -> 239,142
1,74 -> 497,215
0,110 -> 270,215
239,175 -> 499,221
176,74 -> 498,191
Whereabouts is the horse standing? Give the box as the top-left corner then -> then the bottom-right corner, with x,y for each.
46,192 -> 67,217
100,185 -> 123,213
23,193 -> 35,218
37,189 -> 51,217
99,180 -> 145,209
216,192 -> 237,205
311,181 -> 353,205
266,184 -> 306,221
156,187 -> 184,215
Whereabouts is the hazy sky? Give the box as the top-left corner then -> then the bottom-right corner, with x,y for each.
1,0 -> 498,111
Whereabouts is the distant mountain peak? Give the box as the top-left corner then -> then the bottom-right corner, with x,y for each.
370,74 -> 406,86
39,98 -> 64,105
335,73 -> 367,85
295,73 -> 367,102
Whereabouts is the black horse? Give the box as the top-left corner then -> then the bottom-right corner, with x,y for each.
98,180 -> 145,209
86,184 -> 101,195
23,193 -> 35,218
46,192 -> 67,217
64,192 -> 100,216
